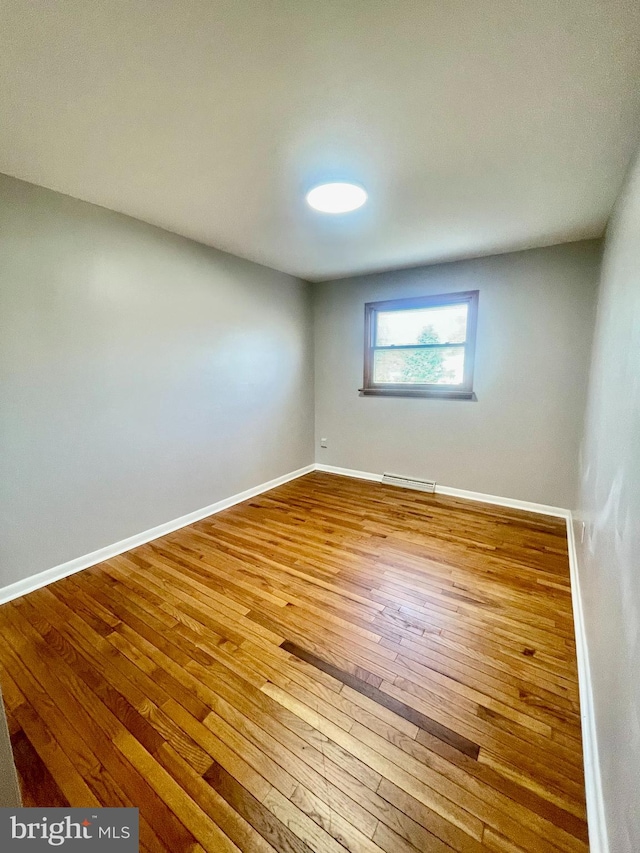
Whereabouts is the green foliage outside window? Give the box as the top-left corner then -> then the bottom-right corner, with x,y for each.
400,325 -> 456,383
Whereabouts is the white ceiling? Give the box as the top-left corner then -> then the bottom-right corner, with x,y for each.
2,1 -> 640,281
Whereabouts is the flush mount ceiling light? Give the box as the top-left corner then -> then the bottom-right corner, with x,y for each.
305,182 -> 368,214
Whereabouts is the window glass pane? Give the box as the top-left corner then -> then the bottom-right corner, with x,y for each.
373,346 -> 465,385
376,303 -> 468,347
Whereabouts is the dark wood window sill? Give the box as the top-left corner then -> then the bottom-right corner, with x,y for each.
359,388 -> 476,400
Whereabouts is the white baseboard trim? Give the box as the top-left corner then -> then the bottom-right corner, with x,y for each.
314,463 -> 383,483
0,464 -> 315,606
315,463 -> 569,518
435,484 -> 570,519
565,516 -> 608,853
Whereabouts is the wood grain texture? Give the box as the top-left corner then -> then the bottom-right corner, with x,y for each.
280,641 -> 480,758
0,472 -> 588,852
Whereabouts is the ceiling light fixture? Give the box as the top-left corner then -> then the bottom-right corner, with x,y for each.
305,182 -> 367,214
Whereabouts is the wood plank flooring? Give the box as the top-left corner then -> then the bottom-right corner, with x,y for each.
0,472 -> 588,852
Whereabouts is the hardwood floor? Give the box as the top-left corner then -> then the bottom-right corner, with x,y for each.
0,472 -> 588,852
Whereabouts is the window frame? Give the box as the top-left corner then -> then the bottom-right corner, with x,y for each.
360,290 -> 479,399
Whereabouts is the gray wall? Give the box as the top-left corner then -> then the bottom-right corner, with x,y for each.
0,174 -> 314,588
575,150 -> 640,853
313,241 -> 600,508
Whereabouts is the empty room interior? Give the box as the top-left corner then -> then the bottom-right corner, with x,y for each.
1,2 -> 640,852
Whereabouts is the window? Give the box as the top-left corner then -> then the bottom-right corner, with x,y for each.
361,290 -> 479,399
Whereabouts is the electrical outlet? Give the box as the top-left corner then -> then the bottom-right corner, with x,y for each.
320,437 -> 328,448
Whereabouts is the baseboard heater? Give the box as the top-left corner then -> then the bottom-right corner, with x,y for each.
381,473 -> 437,493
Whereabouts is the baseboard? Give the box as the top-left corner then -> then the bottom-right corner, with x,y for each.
314,463 -> 383,483
565,516 -> 608,853
0,464 -> 315,606
314,463 -> 570,518
435,484 -> 570,519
